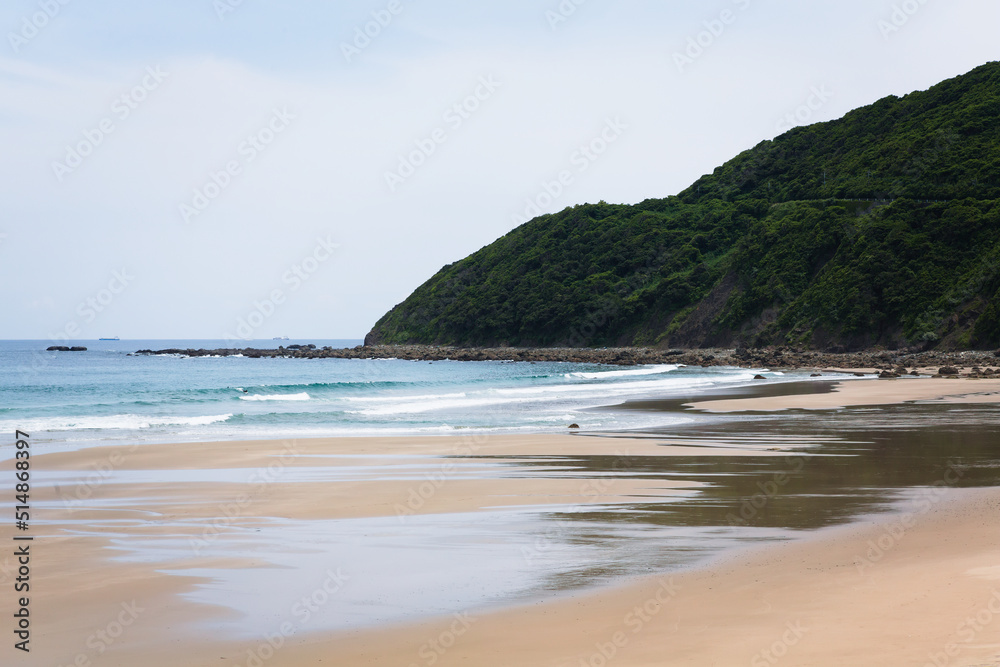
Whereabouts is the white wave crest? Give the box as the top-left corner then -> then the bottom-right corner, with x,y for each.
239,392 -> 311,402
0,414 -> 233,432
565,364 -> 679,380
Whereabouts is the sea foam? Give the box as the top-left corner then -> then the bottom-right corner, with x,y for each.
0,413 -> 234,432
565,364 -> 680,380
239,392 -> 311,402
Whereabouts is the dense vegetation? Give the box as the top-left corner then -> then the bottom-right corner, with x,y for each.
367,63 -> 1000,351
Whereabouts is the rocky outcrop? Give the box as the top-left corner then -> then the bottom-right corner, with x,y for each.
47,346 -> 87,351
130,345 -> 1000,374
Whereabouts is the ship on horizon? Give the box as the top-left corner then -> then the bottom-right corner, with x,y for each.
99,336 -> 120,341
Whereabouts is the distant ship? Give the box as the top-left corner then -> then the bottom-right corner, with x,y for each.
99,337 -> 120,341
273,336 -> 290,340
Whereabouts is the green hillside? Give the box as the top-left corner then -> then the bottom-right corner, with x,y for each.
366,63 -> 1000,351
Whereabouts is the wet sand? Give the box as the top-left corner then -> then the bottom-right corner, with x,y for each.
227,487 -> 1000,667
3,377 -> 1000,666
2,433 -> 776,667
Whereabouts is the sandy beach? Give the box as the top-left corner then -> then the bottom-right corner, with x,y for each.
687,377 -> 1000,413
3,377 -> 1000,666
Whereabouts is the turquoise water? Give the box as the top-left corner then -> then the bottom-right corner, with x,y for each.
1,339 -> 805,448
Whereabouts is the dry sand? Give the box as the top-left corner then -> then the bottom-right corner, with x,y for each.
3,378 -> 999,666
687,377 -> 1000,412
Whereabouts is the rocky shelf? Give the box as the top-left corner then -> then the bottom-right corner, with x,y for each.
130,345 -> 1000,375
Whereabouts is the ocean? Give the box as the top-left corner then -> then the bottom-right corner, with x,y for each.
7,339 -> 1000,645
0,339 -> 809,449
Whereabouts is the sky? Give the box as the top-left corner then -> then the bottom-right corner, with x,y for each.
0,0 -> 997,341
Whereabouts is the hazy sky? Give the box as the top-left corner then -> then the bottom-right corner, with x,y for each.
1,0 -> 997,341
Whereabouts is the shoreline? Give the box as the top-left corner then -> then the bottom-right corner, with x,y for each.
130,343 -> 1000,370
7,377 -> 1000,666
17,375 -> 1000,453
